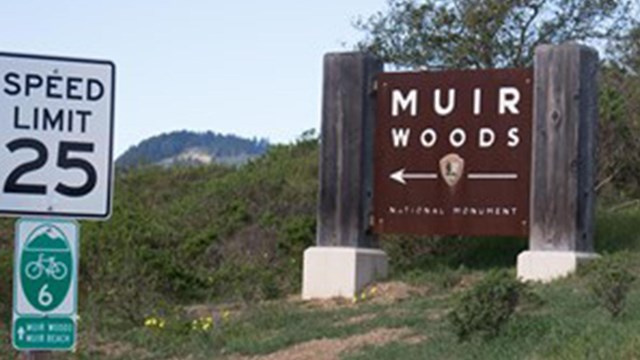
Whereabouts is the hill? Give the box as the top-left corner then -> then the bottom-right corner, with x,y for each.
116,130 -> 270,168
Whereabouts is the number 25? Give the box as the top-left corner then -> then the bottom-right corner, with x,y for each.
4,138 -> 97,197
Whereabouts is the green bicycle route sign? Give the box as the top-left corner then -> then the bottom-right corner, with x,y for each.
13,218 -> 79,351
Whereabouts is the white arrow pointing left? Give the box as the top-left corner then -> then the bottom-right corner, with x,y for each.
390,168 -> 438,185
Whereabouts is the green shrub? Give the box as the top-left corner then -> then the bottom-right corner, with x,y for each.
277,215 -> 315,258
448,269 -> 523,341
596,207 -> 640,252
0,242 -> 13,325
66,137 -> 319,324
586,253 -> 636,318
381,234 -> 527,275
274,215 -> 316,292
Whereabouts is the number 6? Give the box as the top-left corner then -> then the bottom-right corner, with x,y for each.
39,284 -> 53,307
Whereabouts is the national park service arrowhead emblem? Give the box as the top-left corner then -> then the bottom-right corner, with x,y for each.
439,153 -> 464,187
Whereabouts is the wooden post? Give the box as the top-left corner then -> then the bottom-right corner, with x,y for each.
303,52 -> 387,299
518,43 -> 600,281
317,52 -> 382,247
23,351 -> 51,360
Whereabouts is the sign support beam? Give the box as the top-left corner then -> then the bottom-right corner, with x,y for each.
24,351 -> 51,360
518,43 -> 600,281
303,52 -> 387,299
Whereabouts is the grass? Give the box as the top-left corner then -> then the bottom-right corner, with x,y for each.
57,205 -> 640,360
345,281 -> 640,360
18,264 -> 634,360
9,249 -> 636,359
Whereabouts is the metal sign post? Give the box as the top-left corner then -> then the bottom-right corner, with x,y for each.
23,351 -> 51,360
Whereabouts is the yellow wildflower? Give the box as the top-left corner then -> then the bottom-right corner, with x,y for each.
144,317 -> 165,329
144,318 -> 155,327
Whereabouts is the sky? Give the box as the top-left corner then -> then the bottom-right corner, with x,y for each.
0,1 -> 387,156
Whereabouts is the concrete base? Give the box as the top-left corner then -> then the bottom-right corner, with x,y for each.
302,246 -> 388,300
517,251 -> 599,282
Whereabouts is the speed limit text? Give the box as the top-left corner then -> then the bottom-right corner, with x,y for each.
3,71 -> 106,134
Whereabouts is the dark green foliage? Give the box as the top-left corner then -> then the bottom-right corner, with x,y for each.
596,207 -> 640,252
356,0 -> 634,69
381,234 -> 526,274
0,235 -> 12,328
597,67 -> 640,202
116,130 -> 269,169
277,215 -> 315,257
73,134 -> 319,323
356,0 -> 640,203
449,269 -> 524,340
585,253 -> 636,318
273,215 -> 316,293
613,21 -> 640,72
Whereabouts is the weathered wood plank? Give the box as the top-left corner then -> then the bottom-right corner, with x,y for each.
530,44 -> 599,251
317,52 -> 382,247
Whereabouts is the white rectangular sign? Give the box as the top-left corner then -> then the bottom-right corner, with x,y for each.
0,52 -> 115,219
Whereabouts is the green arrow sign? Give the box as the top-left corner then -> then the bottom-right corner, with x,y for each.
13,218 -> 79,351
13,317 -> 75,351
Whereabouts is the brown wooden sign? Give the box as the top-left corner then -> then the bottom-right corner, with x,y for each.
373,68 -> 532,236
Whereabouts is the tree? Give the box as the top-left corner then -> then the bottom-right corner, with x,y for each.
597,65 -> 640,201
356,0 -> 640,202
615,21 -> 640,73
355,0 -> 634,69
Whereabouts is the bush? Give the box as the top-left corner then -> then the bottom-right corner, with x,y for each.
65,137 -> 319,325
381,234 -> 527,275
586,253 -> 636,318
448,269 -> 523,341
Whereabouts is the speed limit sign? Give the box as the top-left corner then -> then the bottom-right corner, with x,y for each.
0,52 -> 115,219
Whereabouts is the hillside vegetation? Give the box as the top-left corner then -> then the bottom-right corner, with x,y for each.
1,42 -> 640,358
1,127 -> 640,358
90,134 -> 317,311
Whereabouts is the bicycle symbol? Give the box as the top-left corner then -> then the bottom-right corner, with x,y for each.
25,254 -> 68,281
